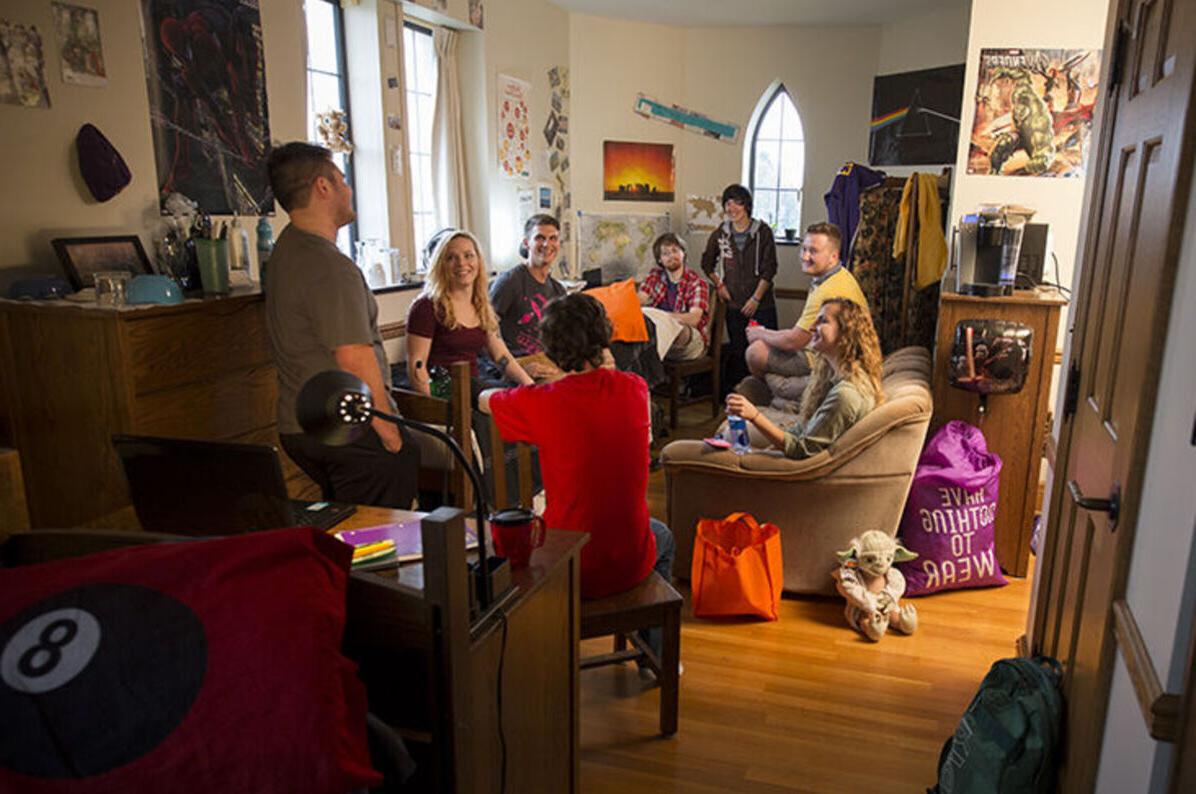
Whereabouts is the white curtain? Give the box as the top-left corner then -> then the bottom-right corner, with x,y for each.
431,28 -> 471,230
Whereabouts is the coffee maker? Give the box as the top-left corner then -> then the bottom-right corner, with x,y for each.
952,205 -> 1034,296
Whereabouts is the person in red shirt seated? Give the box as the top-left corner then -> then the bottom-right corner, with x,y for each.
406,229 -> 534,393
480,293 -> 675,663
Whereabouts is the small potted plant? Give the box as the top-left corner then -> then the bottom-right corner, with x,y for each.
784,227 -> 798,242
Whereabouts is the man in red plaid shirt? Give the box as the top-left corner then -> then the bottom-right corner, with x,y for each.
637,232 -> 710,361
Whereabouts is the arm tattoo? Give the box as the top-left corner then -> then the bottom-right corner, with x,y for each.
496,355 -> 511,370
415,360 -> 424,369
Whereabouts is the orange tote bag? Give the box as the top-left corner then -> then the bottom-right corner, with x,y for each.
690,512 -> 784,621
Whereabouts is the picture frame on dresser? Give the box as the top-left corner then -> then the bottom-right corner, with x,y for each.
52,235 -> 153,290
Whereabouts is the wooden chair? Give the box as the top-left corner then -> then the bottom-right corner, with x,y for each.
485,416 -> 535,511
659,294 -> 726,429
392,360 -> 535,512
579,571 -> 683,736
391,361 -> 474,509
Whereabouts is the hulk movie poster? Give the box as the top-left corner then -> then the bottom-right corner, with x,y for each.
968,47 -> 1101,178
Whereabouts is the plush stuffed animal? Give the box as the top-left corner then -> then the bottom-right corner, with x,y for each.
832,530 -> 919,642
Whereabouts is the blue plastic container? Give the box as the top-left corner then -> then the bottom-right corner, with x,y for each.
127,274 -> 184,305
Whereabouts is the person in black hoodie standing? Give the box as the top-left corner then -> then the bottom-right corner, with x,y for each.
701,183 -> 778,395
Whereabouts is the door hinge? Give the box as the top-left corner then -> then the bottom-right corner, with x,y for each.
1063,359 -> 1081,420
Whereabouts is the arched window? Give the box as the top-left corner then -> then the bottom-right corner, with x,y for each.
746,84 -> 804,235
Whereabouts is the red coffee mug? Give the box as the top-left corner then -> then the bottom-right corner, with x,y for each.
489,507 -> 546,569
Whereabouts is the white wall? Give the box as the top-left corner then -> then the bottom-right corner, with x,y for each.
1093,159 -> 1196,794
568,13 -> 686,231
561,8 -> 971,325
876,2 -> 971,180
0,0 -> 306,277
950,0 -> 1110,314
878,1 -> 971,77
677,24 -> 883,314
477,0 -> 570,269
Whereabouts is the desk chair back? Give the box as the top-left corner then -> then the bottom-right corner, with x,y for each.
391,361 -> 474,509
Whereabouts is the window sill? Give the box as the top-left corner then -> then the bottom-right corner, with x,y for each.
371,280 -> 425,295
776,238 -> 801,247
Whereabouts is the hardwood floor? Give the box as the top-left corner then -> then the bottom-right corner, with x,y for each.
578,400 -> 1034,793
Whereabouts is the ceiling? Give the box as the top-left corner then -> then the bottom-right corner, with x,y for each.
549,0 -> 968,28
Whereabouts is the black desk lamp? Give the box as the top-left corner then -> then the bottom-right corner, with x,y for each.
296,369 -> 506,610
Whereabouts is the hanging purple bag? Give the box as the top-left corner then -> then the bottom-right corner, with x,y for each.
897,420 -> 1007,596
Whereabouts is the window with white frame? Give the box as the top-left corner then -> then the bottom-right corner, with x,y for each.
749,86 -> 804,236
304,0 -> 355,257
403,22 -> 438,269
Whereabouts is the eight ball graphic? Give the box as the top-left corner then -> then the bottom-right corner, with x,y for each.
0,584 -> 206,779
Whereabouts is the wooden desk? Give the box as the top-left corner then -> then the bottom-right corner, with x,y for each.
71,505 -> 585,794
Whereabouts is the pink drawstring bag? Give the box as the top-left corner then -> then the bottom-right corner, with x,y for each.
897,420 -> 1008,596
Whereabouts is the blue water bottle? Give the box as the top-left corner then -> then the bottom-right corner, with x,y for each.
727,415 -> 751,454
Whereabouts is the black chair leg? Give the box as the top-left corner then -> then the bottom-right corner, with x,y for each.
669,371 -> 680,429
660,607 -> 681,736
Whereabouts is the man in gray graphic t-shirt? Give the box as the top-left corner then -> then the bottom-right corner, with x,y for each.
490,214 -> 567,358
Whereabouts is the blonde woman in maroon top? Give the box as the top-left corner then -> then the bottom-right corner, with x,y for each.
406,230 -> 534,394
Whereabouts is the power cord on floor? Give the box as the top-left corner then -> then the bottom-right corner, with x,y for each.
496,610 -> 509,794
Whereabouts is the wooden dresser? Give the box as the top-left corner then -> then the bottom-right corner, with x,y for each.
0,291 -> 319,529
930,289 -> 1066,577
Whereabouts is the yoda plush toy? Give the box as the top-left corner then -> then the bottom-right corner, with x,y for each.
832,531 -> 919,642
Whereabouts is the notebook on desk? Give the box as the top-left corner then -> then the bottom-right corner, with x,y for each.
112,435 -> 356,535
334,520 -> 479,570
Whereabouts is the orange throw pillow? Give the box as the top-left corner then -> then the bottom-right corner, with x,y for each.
584,278 -> 648,343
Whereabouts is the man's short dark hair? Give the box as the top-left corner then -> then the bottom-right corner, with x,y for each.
541,293 -> 611,373
805,221 -> 843,254
652,232 -> 687,266
267,142 -> 335,212
721,184 -> 753,217
520,214 -> 560,259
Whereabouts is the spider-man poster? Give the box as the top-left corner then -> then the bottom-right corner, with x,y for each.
141,0 -> 273,214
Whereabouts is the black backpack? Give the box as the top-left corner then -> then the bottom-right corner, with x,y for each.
930,656 -> 1064,794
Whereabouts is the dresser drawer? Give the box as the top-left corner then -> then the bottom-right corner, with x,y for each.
132,364 -> 278,440
123,298 -> 270,395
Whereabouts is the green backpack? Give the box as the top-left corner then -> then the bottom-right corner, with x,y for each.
930,656 -> 1064,794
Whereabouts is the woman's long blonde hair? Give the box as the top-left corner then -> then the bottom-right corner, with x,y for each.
422,230 -> 497,332
797,298 -> 885,423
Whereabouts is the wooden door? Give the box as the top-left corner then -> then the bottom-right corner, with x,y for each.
1032,0 -> 1196,791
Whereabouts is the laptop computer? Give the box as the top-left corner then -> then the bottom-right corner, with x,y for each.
112,435 -> 356,536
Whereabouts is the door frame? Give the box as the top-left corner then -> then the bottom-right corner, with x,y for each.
1031,0 -> 1196,789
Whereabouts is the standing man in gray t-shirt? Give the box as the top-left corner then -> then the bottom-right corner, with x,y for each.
490,214 -> 567,358
265,142 -> 419,508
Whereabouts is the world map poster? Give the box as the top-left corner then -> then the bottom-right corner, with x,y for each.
577,211 -> 670,283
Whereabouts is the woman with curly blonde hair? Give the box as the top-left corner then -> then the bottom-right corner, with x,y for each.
406,229 -> 534,395
726,298 -> 883,459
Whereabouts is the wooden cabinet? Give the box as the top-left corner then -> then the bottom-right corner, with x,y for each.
0,291 -> 318,528
931,289 -> 1066,577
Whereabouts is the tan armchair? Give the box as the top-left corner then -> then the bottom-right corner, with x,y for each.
661,346 -> 932,595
